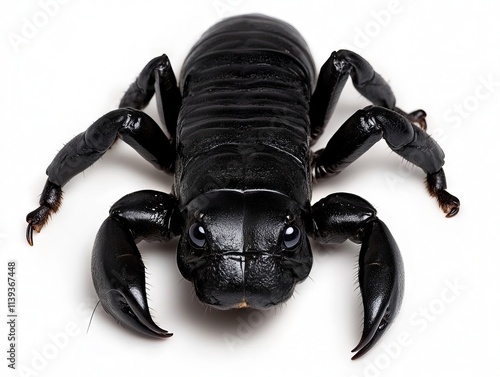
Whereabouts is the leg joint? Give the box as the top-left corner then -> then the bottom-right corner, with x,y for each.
363,106 -> 415,149
311,193 -> 378,244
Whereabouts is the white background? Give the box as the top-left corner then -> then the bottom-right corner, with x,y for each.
1,1 -> 499,376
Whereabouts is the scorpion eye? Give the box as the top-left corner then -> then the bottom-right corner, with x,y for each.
188,222 -> 207,248
283,225 -> 301,250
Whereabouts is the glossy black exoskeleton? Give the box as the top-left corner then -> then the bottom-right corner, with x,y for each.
26,15 -> 459,359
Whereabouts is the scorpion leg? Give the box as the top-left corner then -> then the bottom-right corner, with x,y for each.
312,106 -> 460,217
92,190 -> 181,337
119,54 -> 181,140
26,108 -> 174,245
310,49 -> 426,143
310,193 -> 404,359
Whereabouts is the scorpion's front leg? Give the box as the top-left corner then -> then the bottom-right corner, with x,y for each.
26,108 -> 174,245
310,193 -> 404,359
312,106 -> 460,217
92,190 -> 181,337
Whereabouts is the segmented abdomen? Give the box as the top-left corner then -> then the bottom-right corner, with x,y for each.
176,14 -> 316,208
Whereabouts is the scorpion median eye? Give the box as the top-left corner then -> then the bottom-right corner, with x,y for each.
283,225 -> 301,250
188,223 -> 207,248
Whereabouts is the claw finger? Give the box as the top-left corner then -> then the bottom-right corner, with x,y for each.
353,219 -> 404,359
351,307 -> 391,360
104,289 -> 172,338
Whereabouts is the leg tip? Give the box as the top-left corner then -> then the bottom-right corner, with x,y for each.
445,203 -> 460,218
26,206 -> 51,246
437,191 -> 460,218
26,224 -> 34,246
394,107 -> 427,131
425,170 -> 460,218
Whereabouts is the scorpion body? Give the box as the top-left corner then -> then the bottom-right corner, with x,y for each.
26,14 -> 459,359
177,15 -> 314,207
175,16 -> 316,307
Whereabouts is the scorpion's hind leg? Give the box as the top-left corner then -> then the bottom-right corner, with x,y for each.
92,190 -> 181,337
310,193 -> 404,359
119,54 -> 181,140
312,106 -> 460,217
26,108 -> 175,245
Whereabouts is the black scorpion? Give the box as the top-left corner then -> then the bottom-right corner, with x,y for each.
26,14 -> 459,359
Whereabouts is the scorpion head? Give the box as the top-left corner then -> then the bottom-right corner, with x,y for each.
177,190 -> 313,310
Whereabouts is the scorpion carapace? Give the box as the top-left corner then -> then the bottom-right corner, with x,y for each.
26,14 -> 459,359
